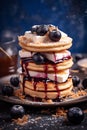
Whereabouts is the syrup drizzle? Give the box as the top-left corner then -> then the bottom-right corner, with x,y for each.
33,78 -> 38,91
21,59 -> 30,94
44,64 -> 48,99
22,77 -> 25,94
54,53 -> 60,97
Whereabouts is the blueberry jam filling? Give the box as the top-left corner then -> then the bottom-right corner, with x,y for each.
54,55 -> 71,64
23,77 -> 53,83
23,76 -> 71,88
21,55 -> 71,65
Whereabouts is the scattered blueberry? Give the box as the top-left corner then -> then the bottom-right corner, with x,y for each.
2,85 -> 14,96
75,54 -> 83,61
10,105 -> 25,119
82,77 -> 87,89
32,53 -> 46,64
72,75 -> 80,86
10,77 -> 19,87
36,25 -> 48,36
31,25 -> 40,33
49,29 -> 61,41
67,107 -> 84,124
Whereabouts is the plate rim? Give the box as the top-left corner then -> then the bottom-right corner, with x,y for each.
0,74 -> 87,107
0,94 -> 87,107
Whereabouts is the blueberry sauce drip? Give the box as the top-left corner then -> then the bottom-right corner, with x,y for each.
23,75 -> 30,94
21,55 -> 71,65
21,59 -> 31,94
44,64 -> 48,99
21,58 -> 32,72
54,55 -> 71,64
54,53 -> 60,97
33,78 -> 39,91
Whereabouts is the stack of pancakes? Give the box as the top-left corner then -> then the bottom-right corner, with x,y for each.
18,24 -> 73,100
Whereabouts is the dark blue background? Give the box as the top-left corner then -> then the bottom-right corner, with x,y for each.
0,0 -> 87,53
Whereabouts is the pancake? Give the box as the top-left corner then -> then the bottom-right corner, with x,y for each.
20,82 -> 73,99
18,25 -> 72,52
19,36 -> 72,52
20,77 -> 72,91
21,57 -> 73,72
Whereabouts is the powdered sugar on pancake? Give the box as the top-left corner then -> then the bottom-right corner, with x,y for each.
24,30 -> 68,44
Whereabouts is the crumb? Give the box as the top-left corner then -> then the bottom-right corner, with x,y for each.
53,107 -> 67,117
35,117 -> 41,121
13,115 -> 29,126
69,89 -> 87,99
77,90 -> 87,96
42,99 -> 53,103
14,89 -> 25,101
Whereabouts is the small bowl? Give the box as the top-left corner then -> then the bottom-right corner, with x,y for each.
77,58 -> 87,72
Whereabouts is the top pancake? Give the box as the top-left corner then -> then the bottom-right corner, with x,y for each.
18,25 -> 72,52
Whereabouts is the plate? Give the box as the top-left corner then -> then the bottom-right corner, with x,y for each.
0,74 -> 87,107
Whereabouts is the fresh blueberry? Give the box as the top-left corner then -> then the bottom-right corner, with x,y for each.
10,105 -> 25,119
49,29 -> 61,41
2,85 -> 14,96
31,25 -> 40,33
82,77 -> 87,89
72,76 -> 80,86
36,25 -> 48,36
32,53 -> 46,64
10,77 -> 19,87
67,107 -> 84,124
